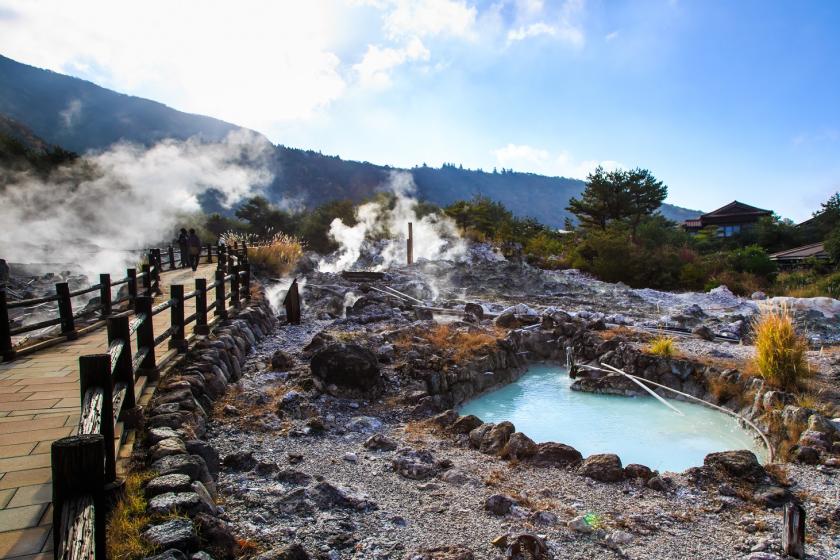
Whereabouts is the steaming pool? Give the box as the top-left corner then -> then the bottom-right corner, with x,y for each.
459,364 -> 767,472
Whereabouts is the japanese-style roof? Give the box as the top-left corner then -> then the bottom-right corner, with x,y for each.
769,242 -> 828,261
702,201 -> 772,219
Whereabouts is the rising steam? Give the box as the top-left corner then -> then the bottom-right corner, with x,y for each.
318,171 -> 465,272
0,130 -> 273,277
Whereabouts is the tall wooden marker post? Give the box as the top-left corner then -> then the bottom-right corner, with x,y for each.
407,222 -> 414,266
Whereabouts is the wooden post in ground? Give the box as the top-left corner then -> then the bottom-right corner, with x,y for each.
230,265 -> 240,309
107,315 -> 135,412
407,222 -> 414,266
283,278 -> 301,325
242,264 -> 251,301
0,288 -> 14,361
168,245 -> 176,270
56,282 -> 77,340
783,502 -> 805,558
217,245 -> 226,271
134,296 -> 157,379
127,268 -> 137,309
78,354 -> 116,483
51,434 -> 106,559
206,243 -> 213,264
170,284 -> 187,352
99,274 -> 112,319
141,264 -> 152,297
194,278 -> 209,335
215,270 -> 227,320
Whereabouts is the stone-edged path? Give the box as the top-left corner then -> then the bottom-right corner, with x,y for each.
0,264 -> 218,559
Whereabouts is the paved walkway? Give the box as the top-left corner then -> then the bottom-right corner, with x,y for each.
0,264 -> 218,559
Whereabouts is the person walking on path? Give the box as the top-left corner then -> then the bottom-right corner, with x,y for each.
188,229 -> 202,271
178,228 -> 189,268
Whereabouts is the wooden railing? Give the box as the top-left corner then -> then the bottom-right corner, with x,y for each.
0,242 -> 255,361
49,255 -> 254,559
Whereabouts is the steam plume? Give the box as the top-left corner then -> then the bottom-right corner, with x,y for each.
318,171 -> 465,272
0,130 -> 273,278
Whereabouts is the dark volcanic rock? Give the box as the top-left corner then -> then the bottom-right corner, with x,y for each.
143,518 -> 198,552
310,343 -> 382,390
703,450 -> 765,482
222,450 -> 256,472
528,442 -> 583,467
500,432 -> 537,460
255,543 -> 310,560
791,445 -> 820,465
405,545 -> 474,560
624,464 -> 654,481
144,550 -> 187,560
152,454 -> 211,483
269,349 -> 295,370
578,454 -> 625,482
451,415 -> 483,434
194,512 -> 239,558
364,433 -> 398,451
464,303 -> 484,320
484,494 -> 518,515
306,481 -> 376,510
470,421 -> 515,454
392,448 -> 439,480
145,474 -> 193,498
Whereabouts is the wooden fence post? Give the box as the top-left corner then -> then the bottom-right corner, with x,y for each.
0,288 -> 14,361
168,245 -> 176,270
215,270 -> 227,320
242,264 -> 251,301
217,245 -> 226,271
134,297 -> 158,381
407,222 -> 414,265
56,282 -> 77,340
227,252 -> 235,273
206,243 -> 213,264
107,315 -> 136,412
195,278 -> 209,335
230,265 -> 240,309
134,296 -> 157,380
127,268 -> 137,309
283,278 -> 301,325
99,273 -> 112,319
141,264 -> 152,297
783,502 -> 805,558
151,250 -> 162,294
169,284 -> 187,351
51,434 -> 106,559
78,354 -> 116,484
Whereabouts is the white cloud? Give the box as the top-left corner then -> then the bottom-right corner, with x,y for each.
353,37 -> 431,88
493,143 -> 622,179
358,0 -> 477,39
505,0 -> 585,48
0,1 -> 348,131
59,99 -> 82,129
507,22 -> 557,43
605,30 -> 620,41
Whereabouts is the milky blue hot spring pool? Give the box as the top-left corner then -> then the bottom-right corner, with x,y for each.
459,364 -> 767,472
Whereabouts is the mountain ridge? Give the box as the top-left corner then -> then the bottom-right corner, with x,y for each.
0,54 -> 702,227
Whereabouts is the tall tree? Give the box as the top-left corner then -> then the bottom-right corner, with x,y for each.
566,166 -> 667,237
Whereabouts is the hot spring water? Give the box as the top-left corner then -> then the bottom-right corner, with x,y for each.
459,364 -> 767,472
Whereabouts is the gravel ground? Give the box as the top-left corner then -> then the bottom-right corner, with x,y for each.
205,315 -> 840,560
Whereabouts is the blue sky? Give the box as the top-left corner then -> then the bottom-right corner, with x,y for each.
1,0 -> 839,221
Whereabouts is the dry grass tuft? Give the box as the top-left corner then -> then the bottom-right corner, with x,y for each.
396,324 -> 499,362
648,336 -> 676,358
599,326 -> 652,343
707,376 -> 742,405
223,230 -> 304,276
484,468 -> 508,487
106,471 -> 157,560
751,304 -> 811,390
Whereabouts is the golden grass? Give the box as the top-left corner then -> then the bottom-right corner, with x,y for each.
647,336 -> 676,358
707,376 -> 741,405
222,231 -> 304,276
395,324 -> 499,362
106,471 -> 157,560
751,304 -> 811,391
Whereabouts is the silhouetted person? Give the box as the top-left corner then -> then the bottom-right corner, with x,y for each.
188,229 -> 202,271
177,228 -> 189,268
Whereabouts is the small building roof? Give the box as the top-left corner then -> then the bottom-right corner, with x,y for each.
702,200 -> 772,219
769,242 -> 828,261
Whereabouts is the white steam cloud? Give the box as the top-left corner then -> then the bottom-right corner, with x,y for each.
318,171 -> 465,272
0,130 -> 273,277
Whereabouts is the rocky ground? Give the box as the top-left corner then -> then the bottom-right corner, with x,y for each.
202,283 -> 840,560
